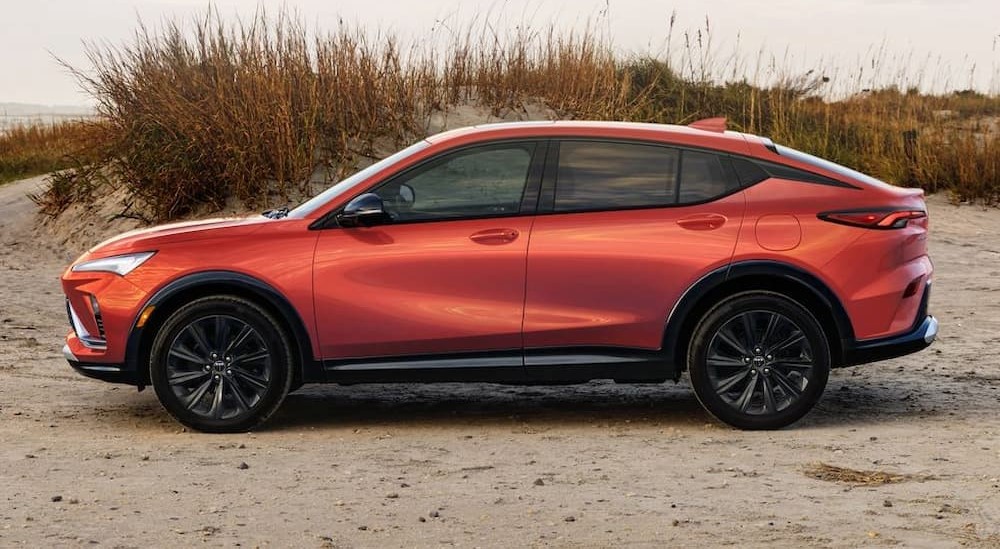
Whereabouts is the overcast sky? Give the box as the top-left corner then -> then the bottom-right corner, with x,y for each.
1,0 -> 997,106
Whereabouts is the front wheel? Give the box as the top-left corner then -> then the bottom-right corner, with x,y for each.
687,291 -> 830,430
149,295 -> 294,433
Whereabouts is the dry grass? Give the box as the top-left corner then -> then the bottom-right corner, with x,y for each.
803,463 -> 932,486
0,121 -> 94,184
25,9 -> 1000,220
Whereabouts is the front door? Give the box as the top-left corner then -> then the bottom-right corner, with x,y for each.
313,141 -> 544,360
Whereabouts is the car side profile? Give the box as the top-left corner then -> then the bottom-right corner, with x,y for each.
60,119 -> 937,432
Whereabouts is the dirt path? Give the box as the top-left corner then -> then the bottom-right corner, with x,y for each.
1,177 -> 999,548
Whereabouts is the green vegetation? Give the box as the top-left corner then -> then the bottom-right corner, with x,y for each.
23,10 -> 1000,219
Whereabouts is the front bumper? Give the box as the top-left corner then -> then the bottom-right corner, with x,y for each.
63,343 -> 140,386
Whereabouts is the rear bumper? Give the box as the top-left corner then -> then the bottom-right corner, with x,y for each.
64,344 -> 140,386
841,315 -> 937,367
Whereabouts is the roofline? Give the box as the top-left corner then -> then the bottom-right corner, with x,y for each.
424,120 -> 755,156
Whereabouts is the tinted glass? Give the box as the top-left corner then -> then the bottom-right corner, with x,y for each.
375,144 -> 535,221
775,144 -> 886,188
678,150 -> 738,203
729,156 -> 770,187
554,141 -> 678,211
288,140 -> 431,218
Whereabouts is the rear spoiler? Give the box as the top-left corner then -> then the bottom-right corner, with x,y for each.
688,117 -> 727,133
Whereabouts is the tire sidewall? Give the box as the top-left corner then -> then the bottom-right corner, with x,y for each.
688,291 -> 831,430
149,296 -> 293,433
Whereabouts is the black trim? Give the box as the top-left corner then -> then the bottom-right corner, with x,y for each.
753,158 -> 860,189
524,348 -> 670,383
68,360 -> 139,386
842,316 -> 937,366
324,350 -> 525,384
322,347 -> 671,385
123,271 -> 323,384
842,281 -> 935,366
661,260 -> 856,370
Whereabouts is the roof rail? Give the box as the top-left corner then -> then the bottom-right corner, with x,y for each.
688,117 -> 727,133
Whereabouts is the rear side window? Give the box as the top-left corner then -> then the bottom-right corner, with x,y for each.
678,150 -> 738,203
554,141 -> 679,211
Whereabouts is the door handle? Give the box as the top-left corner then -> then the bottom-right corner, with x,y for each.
676,214 -> 727,231
469,228 -> 520,244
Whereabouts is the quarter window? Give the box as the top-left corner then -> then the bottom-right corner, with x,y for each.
374,143 -> 535,222
553,141 -> 679,211
678,150 -> 738,203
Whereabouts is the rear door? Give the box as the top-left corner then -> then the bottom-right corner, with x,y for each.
522,140 -> 746,362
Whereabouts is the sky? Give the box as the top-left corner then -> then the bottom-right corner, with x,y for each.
0,0 -> 997,106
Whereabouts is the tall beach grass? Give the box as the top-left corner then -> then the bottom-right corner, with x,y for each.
27,9 -> 1000,219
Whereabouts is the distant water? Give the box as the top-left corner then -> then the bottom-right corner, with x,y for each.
0,104 -> 96,133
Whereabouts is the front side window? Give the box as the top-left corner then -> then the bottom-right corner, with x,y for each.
554,141 -> 679,211
375,143 -> 535,222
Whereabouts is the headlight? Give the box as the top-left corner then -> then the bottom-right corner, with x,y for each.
71,251 -> 156,276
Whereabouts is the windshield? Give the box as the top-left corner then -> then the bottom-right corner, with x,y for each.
774,144 -> 895,189
287,140 -> 432,218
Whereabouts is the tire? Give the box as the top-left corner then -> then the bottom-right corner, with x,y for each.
687,291 -> 830,430
149,295 -> 294,433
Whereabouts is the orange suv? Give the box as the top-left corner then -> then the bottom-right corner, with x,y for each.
61,120 -> 937,432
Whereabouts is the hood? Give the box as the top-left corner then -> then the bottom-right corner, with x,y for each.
91,216 -> 271,253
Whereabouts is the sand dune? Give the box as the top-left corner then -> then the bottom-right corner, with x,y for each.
1,175 -> 998,546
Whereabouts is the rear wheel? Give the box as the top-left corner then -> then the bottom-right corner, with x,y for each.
150,295 -> 294,433
687,291 -> 830,430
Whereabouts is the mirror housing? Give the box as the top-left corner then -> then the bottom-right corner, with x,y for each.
337,193 -> 391,227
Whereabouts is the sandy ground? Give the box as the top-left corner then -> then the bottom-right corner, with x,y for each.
1,174 -> 999,548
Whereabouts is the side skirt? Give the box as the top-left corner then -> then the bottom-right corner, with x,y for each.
322,348 -> 677,385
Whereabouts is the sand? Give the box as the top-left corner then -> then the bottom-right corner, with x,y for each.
1,174 -> 999,547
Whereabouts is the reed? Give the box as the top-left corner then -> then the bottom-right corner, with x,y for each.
27,9 -> 1000,219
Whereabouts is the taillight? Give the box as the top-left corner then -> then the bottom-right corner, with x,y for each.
818,209 -> 926,229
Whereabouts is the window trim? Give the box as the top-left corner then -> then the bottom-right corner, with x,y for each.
314,139 -> 548,229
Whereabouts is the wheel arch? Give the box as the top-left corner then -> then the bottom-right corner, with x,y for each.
124,271 -> 321,387
664,260 -> 853,374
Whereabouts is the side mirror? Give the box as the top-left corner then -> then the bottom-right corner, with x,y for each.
337,193 -> 391,227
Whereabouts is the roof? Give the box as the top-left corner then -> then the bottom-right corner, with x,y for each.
424,120 -> 755,156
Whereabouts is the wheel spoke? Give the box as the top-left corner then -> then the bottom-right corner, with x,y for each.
231,368 -> 269,391
716,326 -> 749,356
735,375 -> 758,412
169,344 -> 206,365
183,378 -> 214,410
233,350 -> 269,365
768,330 -> 804,354
168,370 -> 209,386
758,313 -> 780,349
761,375 -> 778,414
771,368 -> 804,398
707,354 -> 746,368
772,359 -> 813,370
740,312 -> 756,349
214,316 -> 230,351
208,377 -> 225,419
187,321 -> 213,355
228,377 -> 253,412
224,324 -> 254,355
715,369 -> 751,394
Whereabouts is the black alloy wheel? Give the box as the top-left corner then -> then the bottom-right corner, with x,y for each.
688,291 -> 830,430
150,296 -> 294,433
